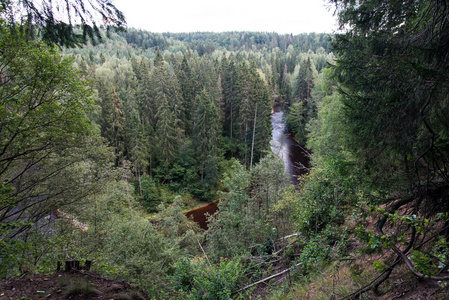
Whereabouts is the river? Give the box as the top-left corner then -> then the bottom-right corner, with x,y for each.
186,109 -> 310,229
270,109 -> 310,185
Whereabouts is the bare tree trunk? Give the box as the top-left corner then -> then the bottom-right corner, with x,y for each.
244,123 -> 248,167
234,262 -> 302,293
230,100 -> 233,140
138,168 -> 142,196
250,103 -> 258,169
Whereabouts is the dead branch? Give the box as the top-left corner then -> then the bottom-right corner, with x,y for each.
273,238 -> 298,256
233,262 -> 301,294
343,257 -> 401,299
276,233 -> 299,242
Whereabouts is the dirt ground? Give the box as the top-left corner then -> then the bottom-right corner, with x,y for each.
0,271 -> 148,300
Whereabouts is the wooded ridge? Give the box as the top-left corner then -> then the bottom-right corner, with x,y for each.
1,0 -> 449,299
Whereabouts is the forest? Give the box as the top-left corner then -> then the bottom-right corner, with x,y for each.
1,0 -> 449,299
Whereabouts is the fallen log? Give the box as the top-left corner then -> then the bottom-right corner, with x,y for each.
233,262 -> 302,294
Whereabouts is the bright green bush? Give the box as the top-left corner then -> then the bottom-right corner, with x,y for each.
170,257 -> 241,300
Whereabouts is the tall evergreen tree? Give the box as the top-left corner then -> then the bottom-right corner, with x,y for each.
328,0 -> 449,284
295,58 -> 314,103
222,54 -> 239,140
98,84 -> 126,162
177,54 -> 197,135
151,50 -> 184,132
193,89 -> 221,181
155,95 -> 181,169
125,100 -> 151,193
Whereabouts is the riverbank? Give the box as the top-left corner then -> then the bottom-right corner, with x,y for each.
271,110 -> 310,185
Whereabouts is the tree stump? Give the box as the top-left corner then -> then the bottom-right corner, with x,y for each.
65,260 -> 80,271
84,260 -> 92,271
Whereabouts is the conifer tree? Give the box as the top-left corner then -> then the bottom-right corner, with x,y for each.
327,0 -> 449,285
295,58 -> 314,103
222,54 -> 239,140
193,89 -> 220,181
155,95 -> 181,169
151,51 -> 184,132
177,55 -> 197,135
98,84 -> 126,162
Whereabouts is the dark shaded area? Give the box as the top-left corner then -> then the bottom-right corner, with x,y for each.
0,271 -> 148,299
271,106 -> 310,186
286,132 -> 311,184
185,201 -> 219,230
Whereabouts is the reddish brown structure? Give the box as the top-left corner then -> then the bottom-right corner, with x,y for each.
185,201 -> 219,230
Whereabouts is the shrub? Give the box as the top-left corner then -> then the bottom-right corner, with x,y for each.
170,257 -> 241,300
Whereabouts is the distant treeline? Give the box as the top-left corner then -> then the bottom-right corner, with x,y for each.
120,30 -> 332,54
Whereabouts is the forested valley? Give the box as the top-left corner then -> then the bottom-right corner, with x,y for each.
1,0 -> 449,299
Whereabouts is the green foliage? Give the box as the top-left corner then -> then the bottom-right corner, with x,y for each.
65,277 -> 99,297
98,84 -> 126,162
250,153 -> 290,222
331,0 -> 449,197
297,238 -> 330,275
62,28 -> 335,213
372,261 -> 387,273
1,0 -> 125,47
206,155 -> 295,261
294,169 -> 351,236
296,225 -> 349,277
102,216 -> 178,297
431,237 -> 449,271
139,175 -> 172,212
410,250 -> 437,277
0,13 -> 342,297
155,196 -> 203,255
286,101 -> 307,143
0,27 -> 113,277
205,160 -> 253,259
170,257 -> 241,300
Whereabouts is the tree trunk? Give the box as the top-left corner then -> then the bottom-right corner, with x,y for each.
250,103 -> 258,169
138,169 -> 142,196
230,100 -> 233,140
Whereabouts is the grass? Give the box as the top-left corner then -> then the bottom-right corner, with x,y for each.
268,260 -> 375,300
64,276 -> 99,297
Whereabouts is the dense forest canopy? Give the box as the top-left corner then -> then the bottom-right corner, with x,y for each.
2,0 -> 449,298
60,28 -> 334,206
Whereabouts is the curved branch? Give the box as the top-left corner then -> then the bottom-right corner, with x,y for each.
377,197 -> 449,281
343,257 -> 401,300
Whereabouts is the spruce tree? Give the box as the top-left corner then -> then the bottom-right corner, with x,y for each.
155,95 -> 180,169
98,84 -> 126,162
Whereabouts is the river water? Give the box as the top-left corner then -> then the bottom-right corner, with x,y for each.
185,109 -> 310,229
270,110 -> 310,185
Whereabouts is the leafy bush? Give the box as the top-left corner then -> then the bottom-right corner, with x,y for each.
169,257 -> 241,300
298,238 -> 330,275
138,175 -> 173,211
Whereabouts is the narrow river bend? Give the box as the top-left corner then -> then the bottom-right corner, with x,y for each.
186,108 -> 310,229
270,109 -> 310,185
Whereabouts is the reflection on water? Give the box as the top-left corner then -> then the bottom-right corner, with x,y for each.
270,110 -> 310,185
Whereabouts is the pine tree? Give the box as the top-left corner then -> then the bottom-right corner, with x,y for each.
193,89 -> 220,181
127,105 -> 151,195
155,95 -> 181,169
222,54 -> 239,140
295,58 -> 314,103
151,51 -> 184,133
177,54 -> 197,135
327,0 -> 449,284
98,83 -> 126,162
